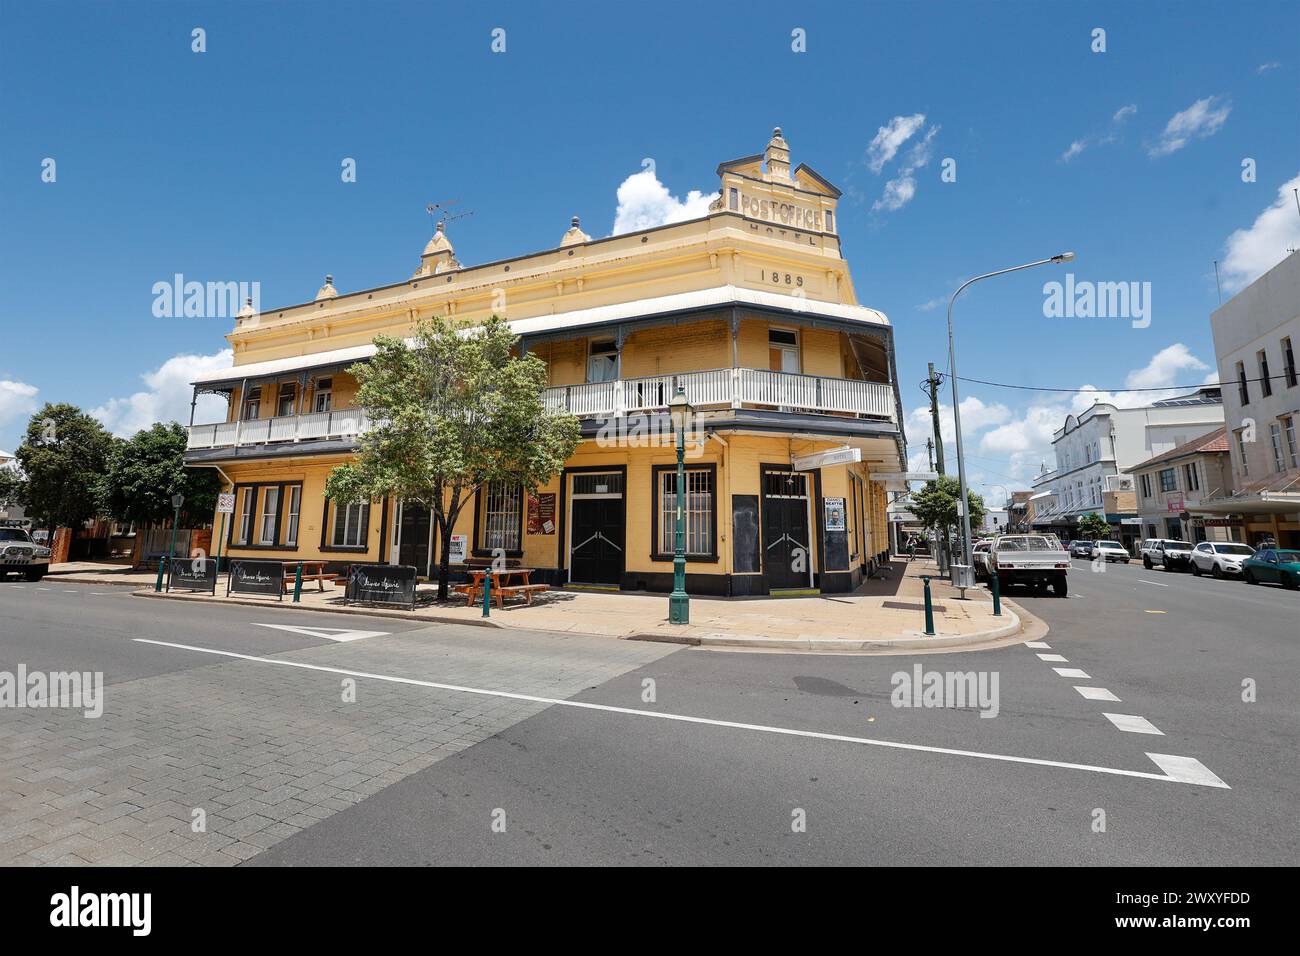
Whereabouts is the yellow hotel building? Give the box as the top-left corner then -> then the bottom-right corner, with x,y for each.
185,129 -> 908,596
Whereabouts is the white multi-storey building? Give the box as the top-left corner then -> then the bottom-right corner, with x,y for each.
1047,389 -> 1224,539
1196,253 -> 1300,547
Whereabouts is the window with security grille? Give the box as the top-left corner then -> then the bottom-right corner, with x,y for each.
572,473 -> 623,495
482,482 -> 522,551
659,469 -> 713,555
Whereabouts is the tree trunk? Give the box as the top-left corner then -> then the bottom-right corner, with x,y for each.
436,520 -> 453,603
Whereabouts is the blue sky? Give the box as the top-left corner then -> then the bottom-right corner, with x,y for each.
2,0 -> 1297,501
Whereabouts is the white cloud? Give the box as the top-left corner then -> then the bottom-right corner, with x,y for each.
611,169 -> 716,235
873,125 -> 939,212
906,395 -> 1012,447
917,295 -> 946,312
1220,172 -> 1300,292
0,380 -> 39,431
867,114 -> 926,173
1060,140 -> 1088,163
971,343 -> 1213,485
1257,61 -> 1281,73
1148,96 -> 1231,157
1060,104 -> 1136,162
91,350 -> 232,438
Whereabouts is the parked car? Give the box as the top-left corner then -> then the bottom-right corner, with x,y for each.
0,524 -> 51,582
1090,540 -> 1130,563
972,539 -> 993,581
1189,541 -> 1255,578
987,533 -> 1070,597
1153,539 -> 1194,571
1242,548 -> 1300,589
1068,539 -> 1093,558
1142,538 -> 1185,570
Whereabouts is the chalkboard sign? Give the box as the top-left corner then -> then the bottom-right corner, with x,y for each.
227,559 -> 285,599
168,556 -> 217,594
345,563 -> 417,610
731,495 -> 761,574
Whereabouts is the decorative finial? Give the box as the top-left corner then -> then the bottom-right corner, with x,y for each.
571,216 -> 580,227
773,126 -> 782,137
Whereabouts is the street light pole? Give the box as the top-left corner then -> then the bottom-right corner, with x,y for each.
947,253 -> 1073,580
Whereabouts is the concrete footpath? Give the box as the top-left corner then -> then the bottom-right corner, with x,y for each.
43,558 -> 1030,654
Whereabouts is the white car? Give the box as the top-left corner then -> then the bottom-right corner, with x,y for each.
1089,540 -> 1130,563
1190,541 -> 1255,578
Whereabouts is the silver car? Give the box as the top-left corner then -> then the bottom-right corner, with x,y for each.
1190,541 -> 1255,578
1089,540 -> 1131,563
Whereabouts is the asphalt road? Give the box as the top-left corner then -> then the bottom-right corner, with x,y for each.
1,567 -> 1295,866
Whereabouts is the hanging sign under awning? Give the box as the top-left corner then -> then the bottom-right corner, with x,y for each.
792,446 -> 861,471
869,471 -> 939,482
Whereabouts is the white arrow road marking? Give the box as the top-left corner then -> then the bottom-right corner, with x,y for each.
1036,653 -> 1068,662
1053,667 -> 1091,679
1103,712 -> 1164,735
132,638 -> 1231,789
1074,686 -> 1121,702
251,623 -> 389,643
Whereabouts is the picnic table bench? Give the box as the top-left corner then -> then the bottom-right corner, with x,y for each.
457,568 -> 549,607
281,560 -> 331,593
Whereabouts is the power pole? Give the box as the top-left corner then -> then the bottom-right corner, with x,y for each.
927,362 -> 946,475
926,437 -> 935,472
926,362 -> 949,571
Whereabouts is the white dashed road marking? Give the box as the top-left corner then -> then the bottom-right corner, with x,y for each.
1139,579 -> 1170,587
1053,667 -> 1091,679
1025,641 -> 1051,649
1036,653 -> 1068,662
133,639 -> 1230,788
1074,686 -> 1121,702
1103,713 -> 1164,736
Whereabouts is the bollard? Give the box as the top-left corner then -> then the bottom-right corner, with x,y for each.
155,556 -> 166,592
921,575 -> 935,636
292,561 -> 303,603
481,573 -> 491,618
990,570 -> 1002,617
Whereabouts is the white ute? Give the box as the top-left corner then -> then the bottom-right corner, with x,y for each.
987,533 -> 1070,597
0,524 -> 51,582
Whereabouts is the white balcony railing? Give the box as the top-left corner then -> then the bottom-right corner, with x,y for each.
543,368 -> 895,421
189,369 -> 896,450
187,409 -> 371,450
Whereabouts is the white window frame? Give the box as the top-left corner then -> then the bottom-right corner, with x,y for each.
259,487 -> 280,545
332,501 -> 368,548
285,485 -> 301,546
275,382 -> 296,417
586,340 -> 618,384
236,487 -> 256,545
313,378 -> 333,413
1237,431 -> 1250,476
659,468 -> 713,556
1283,417 -> 1298,469
1270,423 -> 1285,472
242,386 -> 261,421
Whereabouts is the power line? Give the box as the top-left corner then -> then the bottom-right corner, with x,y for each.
956,371 -> 1292,394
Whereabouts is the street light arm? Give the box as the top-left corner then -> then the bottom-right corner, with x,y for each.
944,252 -> 1073,579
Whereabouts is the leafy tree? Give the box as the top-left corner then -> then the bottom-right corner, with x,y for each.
100,422 -> 221,526
909,475 -> 987,554
1076,511 -> 1111,541
0,465 -> 25,514
14,404 -> 114,533
325,315 -> 581,601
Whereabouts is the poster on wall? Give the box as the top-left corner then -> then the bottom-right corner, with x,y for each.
448,534 -> 467,563
824,497 -> 847,532
528,493 -> 557,534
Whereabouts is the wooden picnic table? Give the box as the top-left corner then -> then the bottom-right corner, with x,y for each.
282,560 -> 330,593
459,567 -> 549,607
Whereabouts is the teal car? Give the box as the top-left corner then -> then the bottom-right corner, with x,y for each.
1241,549 -> 1300,589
